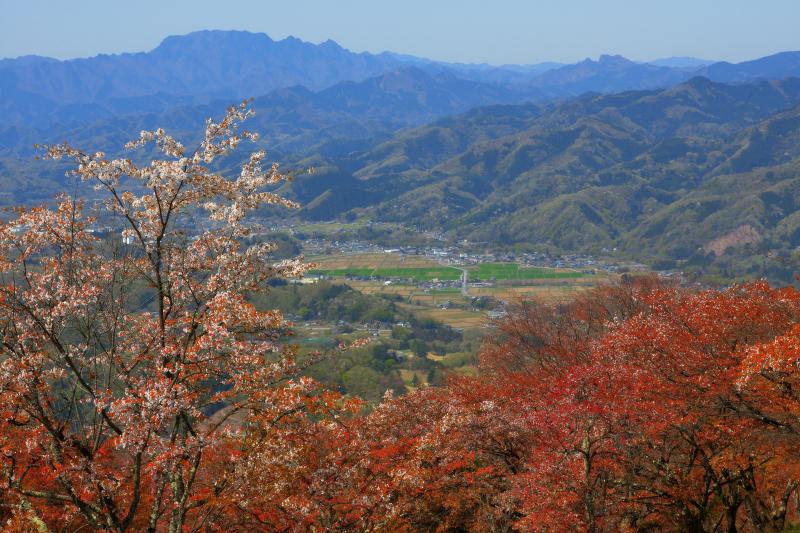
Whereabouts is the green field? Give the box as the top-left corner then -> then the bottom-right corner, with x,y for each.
308,254 -> 589,284
468,263 -> 584,280
428,288 -> 462,295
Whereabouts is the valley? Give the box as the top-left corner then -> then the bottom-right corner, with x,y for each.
273,247 -> 611,395
4,8 -> 800,530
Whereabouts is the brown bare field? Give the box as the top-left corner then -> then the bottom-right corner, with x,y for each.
339,278 -> 605,308
350,280 -> 597,305
309,253 -> 441,270
345,281 -> 464,306
469,284 -> 591,303
345,280 -> 418,297
397,303 -> 488,329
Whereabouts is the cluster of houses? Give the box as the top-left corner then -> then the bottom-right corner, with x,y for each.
278,229 -> 646,275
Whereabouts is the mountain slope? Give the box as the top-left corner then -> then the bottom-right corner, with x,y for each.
0,30 -> 407,105
0,67 -> 531,158
0,67 -> 539,205
700,51 -> 800,83
278,77 -> 800,275
527,54 -> 686,94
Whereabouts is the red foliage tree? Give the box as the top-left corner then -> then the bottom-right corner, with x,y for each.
443,279 -> 800,532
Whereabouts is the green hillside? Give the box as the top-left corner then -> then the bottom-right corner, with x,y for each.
279,77 -> 800,281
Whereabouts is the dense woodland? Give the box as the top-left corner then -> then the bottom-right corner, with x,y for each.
0,102 -> 800,533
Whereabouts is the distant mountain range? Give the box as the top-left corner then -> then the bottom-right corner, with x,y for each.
0,67 -> 536,160
0,31 -> 404,103
2,29 -> 800,132
4,30 -> 800,280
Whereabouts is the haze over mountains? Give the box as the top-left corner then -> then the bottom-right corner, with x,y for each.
3,29 -> 800,131
4,29 -> 800,280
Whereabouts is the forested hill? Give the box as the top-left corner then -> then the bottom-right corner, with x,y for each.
6,32 -> 800,280
0,67 -> 535,205
281,76 -> 800,279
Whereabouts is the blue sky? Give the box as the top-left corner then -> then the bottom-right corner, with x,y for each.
2,0 -> 799,64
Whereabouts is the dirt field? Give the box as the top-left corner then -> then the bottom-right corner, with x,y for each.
468,283 -> 593,303
349,279 -> 599,305
398,303 -> 488,329
309,253 -> 442,270
345,280 -> 418,297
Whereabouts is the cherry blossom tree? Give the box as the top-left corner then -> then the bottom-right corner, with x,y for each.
0,101 -> 329,531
